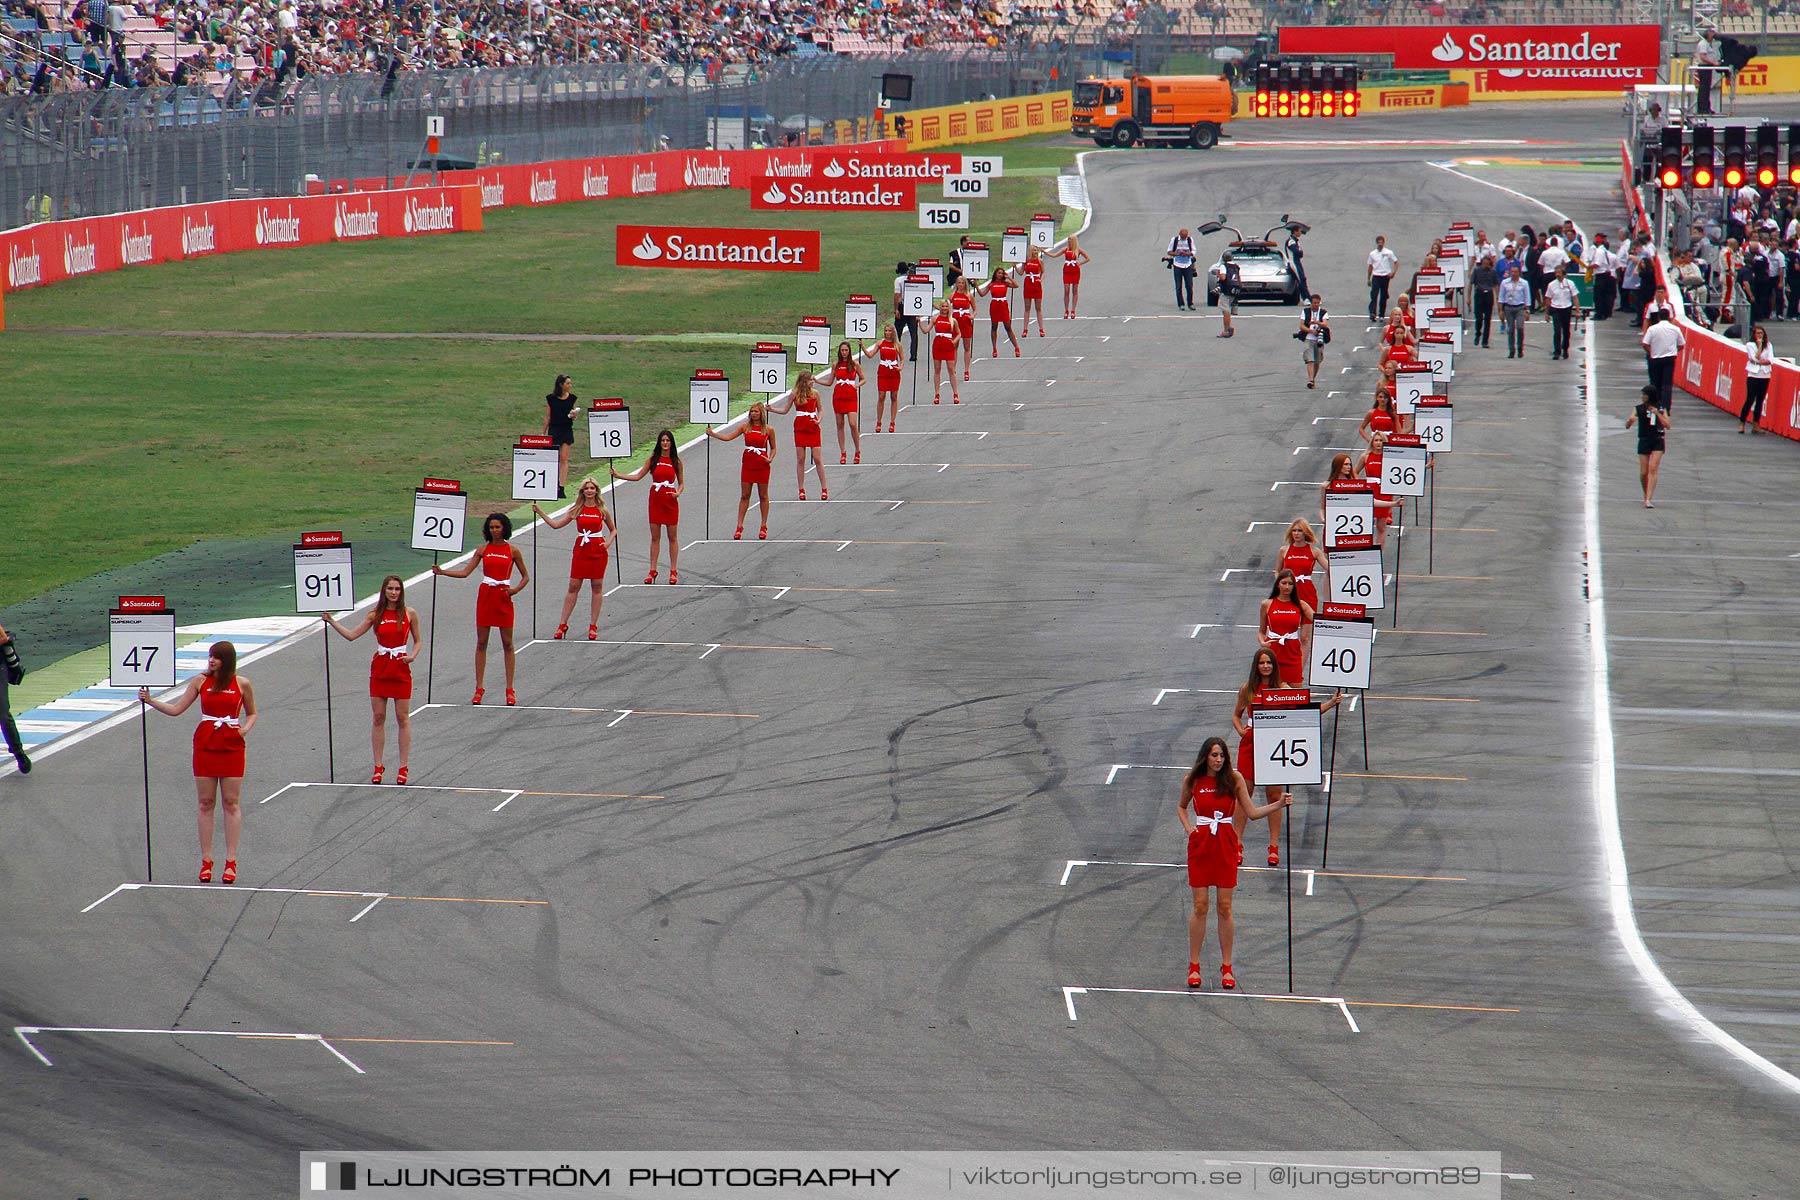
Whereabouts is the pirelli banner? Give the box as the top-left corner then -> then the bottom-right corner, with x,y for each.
900,92 -> 1074,151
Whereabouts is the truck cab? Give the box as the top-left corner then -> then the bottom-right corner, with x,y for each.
1072,74 -> 1235,149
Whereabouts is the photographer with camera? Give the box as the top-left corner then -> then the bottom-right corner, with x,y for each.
1165,228 -> 1198,310
1295,294 -> 1329,388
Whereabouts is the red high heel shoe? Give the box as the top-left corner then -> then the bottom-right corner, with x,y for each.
221,860 -> 236,885
643,571 -> 657,584
887,422 -> 895,433
758,525 -> 768,539
1014,345 -> 1021,357
505,688 -> 517,707
372,765 -> 384,784
840,452 -> 847,465
587,624 -> 598,640
963,369 -> 970,381
799,488 -> 807,500
668,570 -> 677,584
952,392 -> 960,404
733,526 -> 743,540
933,390 -> 941,404
1219,963 -> 1236,990
1268,845 -> 1279,867
396,766 -> 409,785
553,623 -> 567,640
820,489 -> 829,501
198,859 -> 213,883
471,688 -> 484,705
1187,963 -> 1202,990
853,451 -> 860,465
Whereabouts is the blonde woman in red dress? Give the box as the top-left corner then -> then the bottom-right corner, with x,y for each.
862,322 -> 904,433
1020,247 -> 1047,336
1056,234 -> 1092,318
325,574 -> 421,784
1180,735 -> 1290,991
769,373 -> 830,500
140,641 -> 258,884
534,479 -> 616,640
706,401 -> 777,540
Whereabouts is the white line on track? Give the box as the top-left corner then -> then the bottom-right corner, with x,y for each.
1060,986 -> 1358,1031
1582,319 -> 1800,1096
13,1026 -> 364,1072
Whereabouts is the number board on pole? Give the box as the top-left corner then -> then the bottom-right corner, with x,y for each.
1426,307 -> 1463,353
1251,691 -> 1324,787
293,531 -> 354,614
1029,213 -> 1056,249
1438,250 -> 1467,290
844,294 -> 878,339
917,202 -> 969,231
916,259 -> 945,297
1419,333 -> 1455,383
1415,398 -> 1453,453
749,343 -> 788,394
961,155 -> 1004,178
1001,228 -> 1028,263
962,242 -> 990,282
1327,539 -> 1385,610
943,174 -> 988,200
689,369 -> 729,425
1382,437 -> 1428,498
1308,613 -> 1374,691
1323,482 -> 1375,549
1415,285 -> 1444,306
901,276 -> 933,319
512,435 -> 560,500
1414,268 -> 1445,296
109,596 -> 177,689
796,317 -> 831,365
587,400 -> 632,459
411,477 -> 467,552
1394,363 -> 1434,415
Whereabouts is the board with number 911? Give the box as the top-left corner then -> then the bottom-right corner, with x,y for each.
1251,705 -> 1323,786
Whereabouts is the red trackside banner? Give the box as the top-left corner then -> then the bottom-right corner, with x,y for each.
1279,24 -> 1660,90
616,224 -> 821,272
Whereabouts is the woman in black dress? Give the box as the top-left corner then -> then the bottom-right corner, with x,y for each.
543,374 -> 579,499
1626,384 -> 1673,508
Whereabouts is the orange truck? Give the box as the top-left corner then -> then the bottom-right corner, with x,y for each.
1071,74 -> 1237,149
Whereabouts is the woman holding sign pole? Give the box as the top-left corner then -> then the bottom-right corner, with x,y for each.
1232,648 -> 1282,868
432,514 -> 529,704
927,299 -> 960,404
139,642 -> 257,884
324,575 -> 421,784
1056,234 -> 1090,319
951,278 -> 977,380
979,267 -> 1021,359
533,480 -> 616,637
1020,248 -> 1047,335
862,323 -> 903,433
830,341 -> 866,465
1358,435 -> 1399,547
1259,569 -> 1313,690
769,374 -> 829,499
610,432 -> 686,577
706,402 -> 776,540
1180,734 -> 1291,991
1275,520 -> 1328,617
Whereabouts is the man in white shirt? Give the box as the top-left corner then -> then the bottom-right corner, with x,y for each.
1474,230 -> 1496,263
1587,232 -> 1619,320
1640,312 -> 1685,409
1545,265 -> 1579,359
1538,237 -> 1571,277
1695,31 -> 1721,115
1499,230 -> 1518,258
1367,235 -> 1398,322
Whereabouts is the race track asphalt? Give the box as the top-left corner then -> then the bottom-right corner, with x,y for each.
1,101 -> 1796,1199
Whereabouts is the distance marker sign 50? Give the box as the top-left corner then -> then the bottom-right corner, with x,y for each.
293,531 -> 355,614
512,436 -> 560,500
588,400 -> 632,459
109,597 -> 176,689
689,370 -> 730,425
411,478 -> 467,553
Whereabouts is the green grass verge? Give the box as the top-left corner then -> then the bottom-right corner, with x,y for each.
1,134 -> 1083,665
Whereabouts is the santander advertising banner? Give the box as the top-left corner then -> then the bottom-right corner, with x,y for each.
750,176 -> 917,212
1280,24 -> 1660,90
617,224 -> 821,272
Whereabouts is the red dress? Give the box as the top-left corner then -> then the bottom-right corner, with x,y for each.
931,313 -> 958,362
791,395 -> 823,448
369,610 -> 412,700
647,458 -> 680,525
1365,452 -> 1394,525
832,368 -> 860,415
1365,408 -> 1395,437
192,678 -> 247,778
951,291 -> 975,340
1236,708 -> 1255,785
741,426 -> 772,485
1282,543 -> 1320,615
570,505 -> 609,579
1266,599 -> 1305,683
875,339 -> 901,392
1061,252 -> 1081,285
1186,776 -> 1240,889
1021,259 -> 1044,300
475,542 -> 517,629
988,277 -> 1012,323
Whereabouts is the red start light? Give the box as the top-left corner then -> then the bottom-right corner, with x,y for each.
1759,166 -> 1777,186
1256,90 -> 1270,103
1660,167 -> 1683,188
1278,90 -> 1291,103
1790,166 -> 1800,185
1694,166 -> 1714,187
1724,167 -> 1745,187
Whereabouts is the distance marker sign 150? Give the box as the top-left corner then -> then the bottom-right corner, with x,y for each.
512,436 -> 560,500
1308,616 -> 1375,691
588,400 -> 632,459
109,596 -> 177,689
411,477 -> 467,553
917,202 -> 969,231
293,531 -> 354,614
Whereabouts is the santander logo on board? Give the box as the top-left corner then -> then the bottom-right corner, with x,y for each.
583,166 -> 610,198
119,221 -> 154,265
631,233 -> 663,261
480,180 -> 506,208
334,198 -> 380,239
529,171 -> 557,203
7,241 -> 43,287
255,205 -> 302,245
181,213 -> 217,255
761,183 -> 788,205
404,196 -> 457,234
63,232 -> 98,275
684,158 -> 731,188
632,165 -> 658,195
